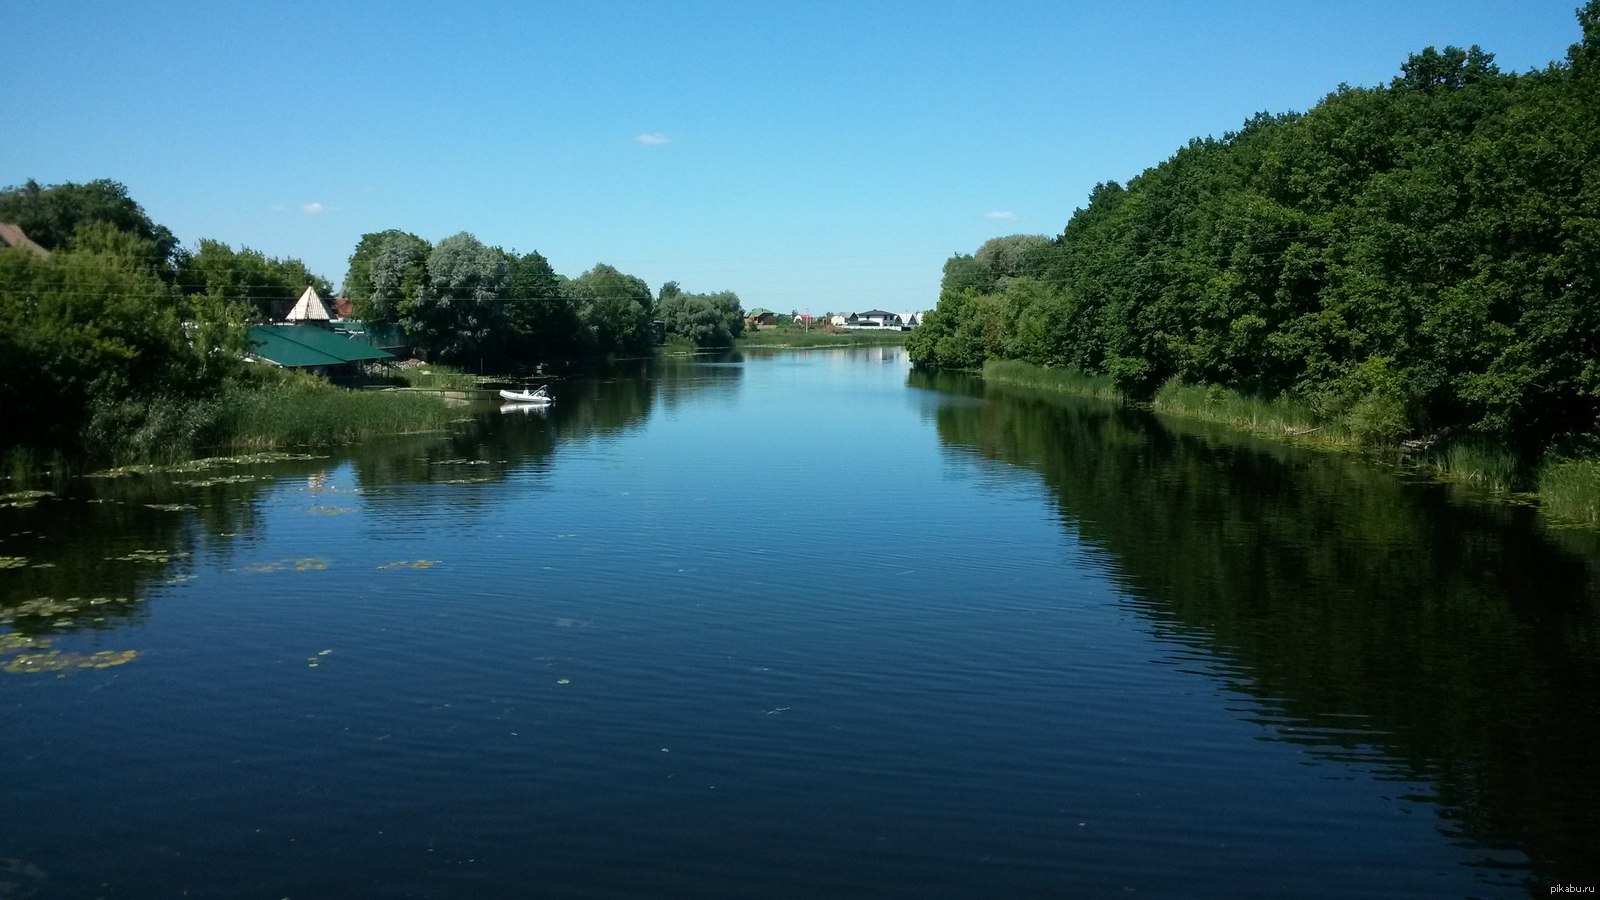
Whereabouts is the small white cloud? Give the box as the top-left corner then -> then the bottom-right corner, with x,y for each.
636,132 -> 672,146
270,204 -> 286,212
302,201 -> 325,215
984,210 -> 1018,220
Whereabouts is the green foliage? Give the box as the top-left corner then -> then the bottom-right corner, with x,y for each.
973,234 -> 1050,286
1536,456 -> 1600,523
0,178 -> 180,276
0,241 -> 241,458
736,327 -> 905,348
389,364 -> 480,391
503,250 -> 579,362
214,371 -> 457,450
178,239 -> 333,322
569,263 -> 655,355
910,9 -> 1600,457
402,232 -> 510,366
982,359 -> 1121,402
344,230 -> 428,323
659,288 -> 743,349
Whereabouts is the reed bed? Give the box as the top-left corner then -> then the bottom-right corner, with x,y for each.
981,360 -> 1122,402
217,378 -> 456,450
1537,457 -> 1600,524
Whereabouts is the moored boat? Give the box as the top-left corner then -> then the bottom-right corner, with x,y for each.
499,386 -> 552,405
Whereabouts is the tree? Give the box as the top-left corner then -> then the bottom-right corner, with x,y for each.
660,288 -> 744,349
344,230 -> 429,321
570,263 -> 655,354
0,239 -> 238,454
362,232 -> 430,324
178,240 -> 332,321
0,178 -> 182,277
402,232 -> 510,364
974,234 -> 1051,285
504,249 -> 579,362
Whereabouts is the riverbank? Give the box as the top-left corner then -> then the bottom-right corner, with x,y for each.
980,359 -> 1600,525
3,369 -> 460,483
736,328 -> 906,349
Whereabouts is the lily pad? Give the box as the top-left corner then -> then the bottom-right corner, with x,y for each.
246,558 -> 329,573
304,505 -> 356,516
108,549 -> 188,564
2,648 -> 138,674
0,491 -> 51,509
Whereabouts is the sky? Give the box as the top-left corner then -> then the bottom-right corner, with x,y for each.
2,1 -> 1587,313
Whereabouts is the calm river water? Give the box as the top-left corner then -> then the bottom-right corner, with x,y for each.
2,347 -> 1597,898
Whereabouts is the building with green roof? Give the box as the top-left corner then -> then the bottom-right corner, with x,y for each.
248,325 -> 395,374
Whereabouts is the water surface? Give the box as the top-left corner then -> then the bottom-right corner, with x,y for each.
2,348 -> 1596,898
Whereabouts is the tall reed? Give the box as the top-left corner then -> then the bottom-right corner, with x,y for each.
981,360 -> 1122,401
1536,457 -> 1600,524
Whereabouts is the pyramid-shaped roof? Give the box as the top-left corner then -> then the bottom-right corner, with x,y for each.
285,286 -> 331,322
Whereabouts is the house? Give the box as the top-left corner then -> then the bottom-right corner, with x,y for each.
284,286 -> 333,324
844,310 -> 903,329
899,312 -> 922,329
0,222 -> 49,257
745,308 -> 777,329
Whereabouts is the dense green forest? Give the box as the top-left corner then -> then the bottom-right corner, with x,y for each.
0,179 -> 743,463
910,5 -> 1600,467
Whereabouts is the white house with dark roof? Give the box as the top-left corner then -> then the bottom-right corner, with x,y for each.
845,310 -> 903,329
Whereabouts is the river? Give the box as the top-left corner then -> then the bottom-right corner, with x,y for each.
1,347 -> 1596,898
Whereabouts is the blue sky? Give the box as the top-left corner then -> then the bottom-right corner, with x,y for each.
3,1 -> 1585,313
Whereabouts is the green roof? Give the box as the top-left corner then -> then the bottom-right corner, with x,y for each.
330,321 -> 409,351
249,325 -> 395,368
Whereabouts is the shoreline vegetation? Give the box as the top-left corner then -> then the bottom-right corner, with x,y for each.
982,359 -> 1600,525
661,324 -> 908,354
910,7 -> 1600,527
0,177 -> 914,475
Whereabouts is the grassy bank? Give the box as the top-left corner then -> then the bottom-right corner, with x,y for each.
388,364 -> 482,391
216,376 -> 458,451
982,360 -> 1125,403
6,369 -> 460,476
979,359 -> 1600,525
737,327 -> 907,349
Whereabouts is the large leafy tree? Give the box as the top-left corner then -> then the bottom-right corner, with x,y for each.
343,229 -> 429,322
570,263 -> 655,354
503,249 -> 579,362
402,232 -> 510,365
660,287 -> 744,349
362,232 -> 431,324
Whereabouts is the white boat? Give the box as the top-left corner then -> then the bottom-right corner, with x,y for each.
499,386 -> 552,405
499,401 -> 550,414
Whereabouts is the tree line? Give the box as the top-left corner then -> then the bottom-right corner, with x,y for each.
910,3 -> 1600,457
0,178 -> 744,459
340,230 -> 745,368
